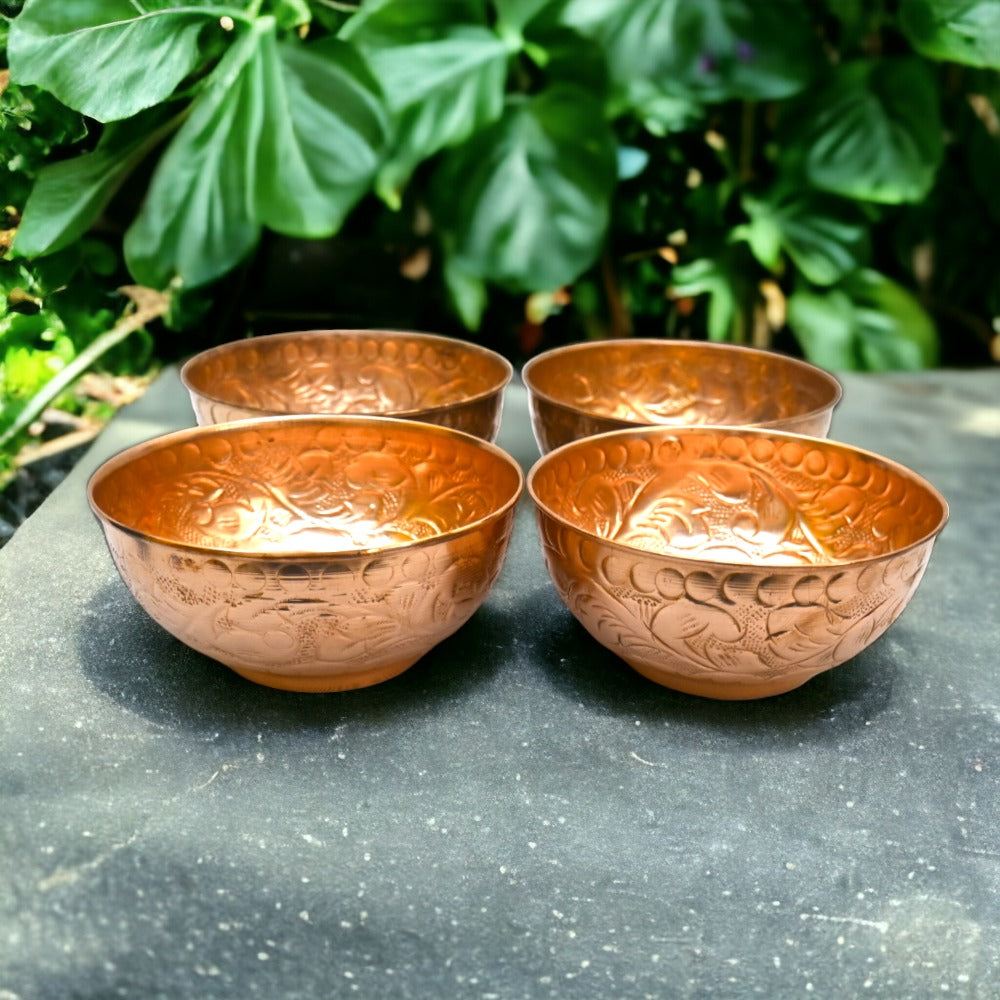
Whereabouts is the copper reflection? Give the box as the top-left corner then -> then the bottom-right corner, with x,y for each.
522,339 -> 843,453
528,426 -> 948,700
88,416 -> 524,692
181,329 -> 514,442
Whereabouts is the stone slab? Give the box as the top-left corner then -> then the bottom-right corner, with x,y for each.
2,365 -> 999,998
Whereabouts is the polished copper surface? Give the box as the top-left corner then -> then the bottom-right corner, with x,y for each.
88,416 -> 523,691
181,329 -> 513,441
528,426 -> 948,699
522,339 -> 842,453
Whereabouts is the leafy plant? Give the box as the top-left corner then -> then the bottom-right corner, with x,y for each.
1,22 -> 162,483
3,0 -> 999,374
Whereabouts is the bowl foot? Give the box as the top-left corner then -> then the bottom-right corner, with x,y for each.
625,660 -> 815,701
226,658 -> 419,693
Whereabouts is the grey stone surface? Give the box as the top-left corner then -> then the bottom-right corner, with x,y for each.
1,366 -> 999,999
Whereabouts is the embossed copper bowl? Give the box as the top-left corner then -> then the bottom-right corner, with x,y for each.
528,426 -> 948,699
181,329 -> 514,441
88,416 -> 523,692
522,339 -> 842,453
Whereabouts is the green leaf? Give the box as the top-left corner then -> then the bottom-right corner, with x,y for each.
669,257 -> 737,341
123,26 -> 263,289
254,36 -> 389,236
785,286 -> 858,369
625,79 -> 704,135
731,205 -> 783,271
373,63 -> 505,208
787,269 -> 939,371
443,257 -> 488,330
124,23 -> 388,289
3,341 -> 68,397
0,80 -> 89,149
343,0 -> 508,201
787,58 -> 944,204
900,0 -> 1000,68
845,269 -> 940,370
341,0 -> 504,108
7,0 -> 225,121
14,106 -> 180,258
433,86 -> 617,292
736,190 -> 870,285
559,0 -> 817,108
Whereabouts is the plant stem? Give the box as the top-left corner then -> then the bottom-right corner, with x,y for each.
601,252 -> 633,339
739,101 -> 756,182
0,287 -> 169,452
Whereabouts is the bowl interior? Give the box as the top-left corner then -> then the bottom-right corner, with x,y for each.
529,428 -> 947,568
90,417 -> 523,555
181,330 -> 512,417
523,340 -> 840,427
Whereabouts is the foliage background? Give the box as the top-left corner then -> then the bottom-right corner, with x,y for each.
1,0 -> 999,481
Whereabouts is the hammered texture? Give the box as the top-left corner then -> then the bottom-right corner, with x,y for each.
89,417 -> 523,691
523,339 -> 841,453
529,427 -> 947,699
182,330 -> 512,441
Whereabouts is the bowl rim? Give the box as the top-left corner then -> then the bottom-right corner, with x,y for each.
526,422 -> 949,571
521,338 -> 843,429
88,414 -> 525,560
179,328 -> 515,417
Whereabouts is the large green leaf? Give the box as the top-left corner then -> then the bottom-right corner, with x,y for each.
342,0 -> 508,202
788,58 -> 944,204
124,23 -> 388,289
7,0 -> 224,121
900,0 -> 1000,68
255,35 -> 389,236
787,269 -> 939,371
372,63 -> 504,208
14,106 -> 180,258
123,27 -> 262,289
785,286 -> 858,370
434,86 -> 617,292
559,0 -> 817,109
735,190 -> 870,285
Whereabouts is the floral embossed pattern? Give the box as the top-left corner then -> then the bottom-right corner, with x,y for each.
523,340 -> 842,453
89,416 -> 523,691
181,330 -> 512,441
528,426 -> 947,699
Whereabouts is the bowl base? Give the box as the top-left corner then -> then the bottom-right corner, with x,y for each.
227,657 -> 419,693
625,660 -> 815,701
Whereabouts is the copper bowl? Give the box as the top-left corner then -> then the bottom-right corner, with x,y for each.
88,416 -> 523,692
181,329 -> 514,441
522,339 -> 842,453
528,426 -> 948,699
